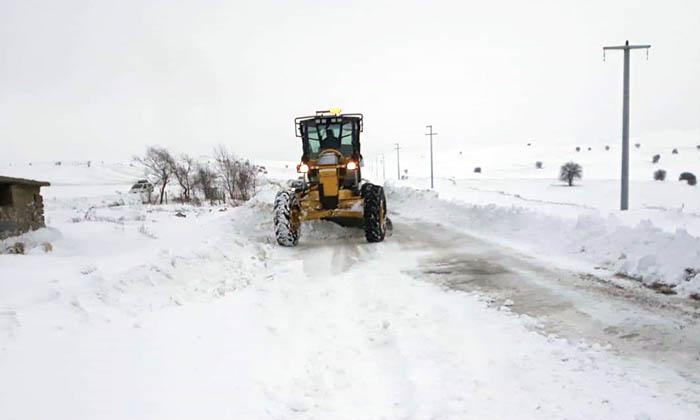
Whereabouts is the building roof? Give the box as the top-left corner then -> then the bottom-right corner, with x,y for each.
0,175 -> 50,187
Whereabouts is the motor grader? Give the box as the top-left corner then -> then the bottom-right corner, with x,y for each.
273,109 -> 388,246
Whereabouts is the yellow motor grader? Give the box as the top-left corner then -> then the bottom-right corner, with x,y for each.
273,109 -> 388,246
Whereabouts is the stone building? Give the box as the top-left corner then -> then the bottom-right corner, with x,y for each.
0,176 -> 50,240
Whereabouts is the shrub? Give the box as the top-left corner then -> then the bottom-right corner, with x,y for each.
575,146 -> 581,152
672,148 -> 679,154
697,145 -> 700,150
587,147 -> 592,151
4,242 -> 25,255
527,143 -> 532,147
653,169 -> 666,181
559,162 -> 582,186
605,145 -> 610,151
652,154 -> 661,164
474,167 -> 482,173
634,143 -> 641,149
535,161 -> 543,169
194,164 -> 219,201
679,172 -> 697,186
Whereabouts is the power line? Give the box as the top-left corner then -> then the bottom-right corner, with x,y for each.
603,40 -> 651,211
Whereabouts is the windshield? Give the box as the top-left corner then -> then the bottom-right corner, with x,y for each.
303,120 -> 356,158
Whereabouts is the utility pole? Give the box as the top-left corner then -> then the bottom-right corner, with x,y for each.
394,143 -> 401,180
603,40 -> 650,211
381,153 -> 386,181
425,125 -> 437,189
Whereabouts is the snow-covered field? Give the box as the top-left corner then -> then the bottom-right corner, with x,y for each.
1,136 -> 700,419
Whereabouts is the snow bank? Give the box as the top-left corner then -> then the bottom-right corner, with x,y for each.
387,185 -> 700,297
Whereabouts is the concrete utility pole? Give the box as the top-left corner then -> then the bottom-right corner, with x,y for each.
603,40 -> 650,211
394,143 -> 401,180
425,125 -> 437,189
381,153 -> 386,181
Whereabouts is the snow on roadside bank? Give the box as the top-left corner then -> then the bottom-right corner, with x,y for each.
0,192 -> 273,343
387,185 -> 700,297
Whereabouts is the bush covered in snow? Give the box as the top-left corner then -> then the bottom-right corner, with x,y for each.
535,161 -> 543,169
653,169 -> 666,181
605,145 -> 610,151
672,148 -> 679,154
652,154 -> 661,164
679,172 -> 697,186
635,143 -> 641,149
575,146 -> 581,152
559,162 -> 582,186
3,242 -> 25,254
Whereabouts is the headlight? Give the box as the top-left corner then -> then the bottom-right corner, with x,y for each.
297,163 -> 309,173
346,161 -> 357,170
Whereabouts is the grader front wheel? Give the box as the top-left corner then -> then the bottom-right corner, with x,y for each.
362,184 -> 387,243
273,191 -> 300,246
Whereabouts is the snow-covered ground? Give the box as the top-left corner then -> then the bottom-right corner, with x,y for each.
1,157 -> 700,419
353,129 -> 700,296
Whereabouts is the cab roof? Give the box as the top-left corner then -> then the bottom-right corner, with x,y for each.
294,111 -> 363,138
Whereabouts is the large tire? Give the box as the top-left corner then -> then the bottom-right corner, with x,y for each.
362,184 -> 387,243
274,191 -> 300,246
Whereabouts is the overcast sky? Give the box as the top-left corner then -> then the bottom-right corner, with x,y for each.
1,0 -> 699,163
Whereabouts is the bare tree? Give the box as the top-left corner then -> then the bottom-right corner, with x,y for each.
135,147 -> 175,204
172,154 -> 195,202
214,145 -> 237,201
237,160 -> 261,201
560,162 -> 583,186
213,145 -> 260,201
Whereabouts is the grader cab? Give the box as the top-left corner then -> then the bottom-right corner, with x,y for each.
273,109 -> 388,246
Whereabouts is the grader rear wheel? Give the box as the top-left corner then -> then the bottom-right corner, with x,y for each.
273,191 -> 300,246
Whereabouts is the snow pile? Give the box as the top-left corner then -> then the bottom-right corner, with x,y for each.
0,189 -> 274,342
387,185 -> 700,297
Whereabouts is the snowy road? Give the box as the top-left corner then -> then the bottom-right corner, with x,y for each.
2,199 -> 700,419
398,221 -> 700,386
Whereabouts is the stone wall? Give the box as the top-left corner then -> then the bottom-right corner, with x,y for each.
0,184 -> 46,240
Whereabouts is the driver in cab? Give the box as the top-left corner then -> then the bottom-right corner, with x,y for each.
321,128 -> 341,151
